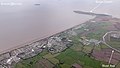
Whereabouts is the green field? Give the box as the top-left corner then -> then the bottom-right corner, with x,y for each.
14,50 -> 48,68
116,63 -> 120,68
15,38 -> 103,68
55,48 -> 102,68
107,41 -> 120,48
14,21 -> 117,68
43,53 -> 59,64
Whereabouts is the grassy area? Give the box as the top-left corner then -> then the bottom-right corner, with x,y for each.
70,43 -> 83,51
43,53 -> 59,64
33,59 -> 54,68
85,22 -> 110,40
14,50 -> 48,68
70,35 -> 83,51
87,28 -> 107,40
70,35 -> 80,44
14,21 -> 113,68
116,63 -> 120,68
107,41 -> 120,48
54,34 -> 103,68
100,43 -> 109,49
55,48 -> 102,68
82,45 -> 93,53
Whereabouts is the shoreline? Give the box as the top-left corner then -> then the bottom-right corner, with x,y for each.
0,11 -> 111,55
0,16 -> 94,55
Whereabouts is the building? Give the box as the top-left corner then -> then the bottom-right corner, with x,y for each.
110,33 -> 120,41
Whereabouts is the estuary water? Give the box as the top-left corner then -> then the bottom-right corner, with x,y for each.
0,0 -> 120,53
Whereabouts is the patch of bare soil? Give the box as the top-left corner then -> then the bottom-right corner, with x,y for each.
92,48 -> 120,64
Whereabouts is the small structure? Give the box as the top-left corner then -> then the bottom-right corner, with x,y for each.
110,33 -> 120,41
6,56 -> 20,65
110,33 -> 120,39
89,39 -> 101,46
80,37 -> 101,46
80,37 -> 90,45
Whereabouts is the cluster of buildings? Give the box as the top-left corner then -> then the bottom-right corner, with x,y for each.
106,31 -> 120,42
79,37 -> 101,46
0,39 -> 47,68
0,31 -> 73,68
0,21 -> 92,68
110,32 -> 120,41
47,36 -> 72,53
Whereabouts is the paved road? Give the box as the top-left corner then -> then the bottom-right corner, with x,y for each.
102,31 -> 120,53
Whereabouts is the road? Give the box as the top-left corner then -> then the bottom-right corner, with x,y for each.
102,31 -> 120,53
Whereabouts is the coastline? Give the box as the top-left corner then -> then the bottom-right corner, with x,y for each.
0,16 -> 94,55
